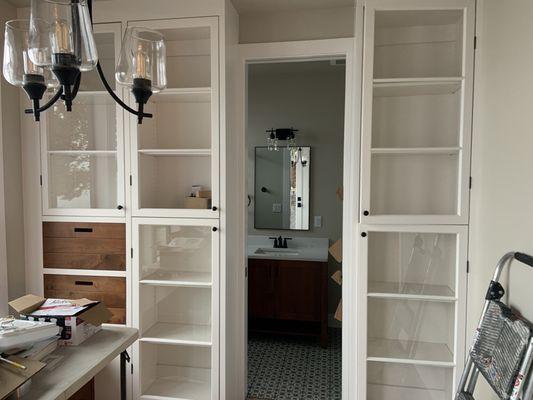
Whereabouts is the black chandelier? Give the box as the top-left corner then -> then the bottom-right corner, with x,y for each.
2,0 -> 167,124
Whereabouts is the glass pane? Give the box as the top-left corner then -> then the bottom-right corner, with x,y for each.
48,154 -> 117,209
368,298 -> 454,363
139,285 -> 211,343
368,362 -> 453,400
139,92 -> 212,150
139,154 -> 211,209
140,343 -> 211,399
370,153 -> 459,215
368,231 -> 457,297
373,10 -> 464,79
48,94 -> 117,151
139,224 -> 212,284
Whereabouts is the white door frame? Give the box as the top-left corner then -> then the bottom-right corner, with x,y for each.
232,34 -> 361,400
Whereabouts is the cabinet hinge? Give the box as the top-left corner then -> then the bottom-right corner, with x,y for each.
469,176 -> 473,189
474,36 -> 478,50
130,364 -> 133,374
467,260 -> 470,274
131,248 -> 133,258
129,175 -> 132,186
39,175 -> 42,186
245,266 -> 248,278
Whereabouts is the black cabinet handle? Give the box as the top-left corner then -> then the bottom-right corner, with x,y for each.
75,280 -> 94,286
212,206 -> 218,211
74,227 -> 93,233
363,210 -> 369,216
361,232 -> 367,238
212,227 -> 218,232
117,205 -> 124,210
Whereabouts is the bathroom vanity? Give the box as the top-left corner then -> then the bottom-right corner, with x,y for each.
247,236 -> 329,347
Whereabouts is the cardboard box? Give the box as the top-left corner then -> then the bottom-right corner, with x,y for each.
197,190 -> 212,199
9,295 -> 111,346
184,196 -> 211,209
329,239 -> 342,263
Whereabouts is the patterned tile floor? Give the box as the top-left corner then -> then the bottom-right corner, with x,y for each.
247,329 -> 341,400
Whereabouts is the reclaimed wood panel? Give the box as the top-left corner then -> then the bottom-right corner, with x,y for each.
44,275 -> 126,325
43,222 -> 126,271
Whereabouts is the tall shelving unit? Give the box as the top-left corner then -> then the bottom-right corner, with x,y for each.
128,17 -> 220,400
358,1 -> 475,399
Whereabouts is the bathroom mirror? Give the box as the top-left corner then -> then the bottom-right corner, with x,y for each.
254,146 -> 310,230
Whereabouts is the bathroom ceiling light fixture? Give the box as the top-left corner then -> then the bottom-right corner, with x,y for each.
2,0 -> 166,124
266,128 -> 298,151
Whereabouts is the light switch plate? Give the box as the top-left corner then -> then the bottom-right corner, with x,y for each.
272,203 -> 282,213
314,216 -> 322,228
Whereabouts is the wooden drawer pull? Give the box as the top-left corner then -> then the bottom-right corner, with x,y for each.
75,280 -> 94,286
74,227 -> 93,233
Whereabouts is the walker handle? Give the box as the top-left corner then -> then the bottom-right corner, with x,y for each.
515,252 -> 533,268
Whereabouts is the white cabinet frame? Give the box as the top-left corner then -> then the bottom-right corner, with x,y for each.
40,22 -> 126,217
131,217 -> 220,400
357,224 -> 468,400
128,17 -> 220,219
360,0 -> 475,225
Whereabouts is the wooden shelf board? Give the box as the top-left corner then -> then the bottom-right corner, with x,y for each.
141,368 -> 211,400
367,338 -> 454,366
368,281 -> 455,300
140,270 -> 212,288
141,322 -> 211,346
138,149 -> 212,157
371,147 -> 461,155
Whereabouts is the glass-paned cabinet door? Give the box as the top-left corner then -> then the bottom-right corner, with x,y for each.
41,23 -> 125,216
129,17 -> 219,218
359,225 -> 468,400
132,218 -> 219,400
360,0 -> 475,224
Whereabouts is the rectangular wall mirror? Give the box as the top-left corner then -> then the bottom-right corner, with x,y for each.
254,146 -> 310,230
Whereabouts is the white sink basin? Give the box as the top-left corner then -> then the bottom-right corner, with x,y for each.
254,248 -> 300,257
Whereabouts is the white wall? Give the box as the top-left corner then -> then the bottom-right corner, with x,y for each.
0,1 -> 25,305
246,61 -> 345,322
239,7 -> 354,44
468,0 -> 533,398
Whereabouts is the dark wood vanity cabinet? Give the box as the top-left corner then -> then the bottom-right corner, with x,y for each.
248,258 -> 328,347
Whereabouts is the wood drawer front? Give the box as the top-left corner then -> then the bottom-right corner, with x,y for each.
44,275 -> 126,325
43,222 -> 126,271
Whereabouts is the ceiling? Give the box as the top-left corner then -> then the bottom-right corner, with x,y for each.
231,0 -> 355,15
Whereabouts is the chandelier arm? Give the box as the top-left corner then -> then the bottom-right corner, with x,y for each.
24,87 -> 64,115
95,62 -> 153,118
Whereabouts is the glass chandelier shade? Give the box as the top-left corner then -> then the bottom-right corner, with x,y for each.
3,19 -> 58,88
115,27 -> 167,93
28,0 -> 98,72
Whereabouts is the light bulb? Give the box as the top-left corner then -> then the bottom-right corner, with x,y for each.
133,44 -> 151,80
51,18 -> 73,54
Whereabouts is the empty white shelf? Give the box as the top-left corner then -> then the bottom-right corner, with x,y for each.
141,322 -> 211,346
368,281 -> 455,300
140,271 -> 212,288
138,149 -> 212,157
371,147 -> 461,155
367,338 -> 454,366
373,78 -> 462,97
141,367 -> 211,400
152,87 -> 211,104
367,383 -> 450,400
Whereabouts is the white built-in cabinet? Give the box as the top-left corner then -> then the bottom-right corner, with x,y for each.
40,23 -> 125,217
36,16 -> 221,400
358,1 -> 475,399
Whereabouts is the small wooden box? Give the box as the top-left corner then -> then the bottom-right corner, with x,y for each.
197,190 -> 212,199
184,197 -> 211,209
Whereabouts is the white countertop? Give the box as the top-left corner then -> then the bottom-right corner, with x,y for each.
247,235 -> 329,262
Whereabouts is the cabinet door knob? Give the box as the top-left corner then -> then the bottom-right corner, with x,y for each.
117,205 -> 124,210
212,227 -> 218,232
361,232 -> 367,238
363,210 -> 369,216
212,206 -> 218,211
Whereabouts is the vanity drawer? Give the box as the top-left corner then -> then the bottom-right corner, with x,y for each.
44,275 -> 126,325
43,222 -> 126,271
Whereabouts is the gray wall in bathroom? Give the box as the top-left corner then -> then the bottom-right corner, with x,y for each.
246,60 -> 345,325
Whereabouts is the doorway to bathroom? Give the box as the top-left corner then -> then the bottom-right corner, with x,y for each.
231,34 -> 359,398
